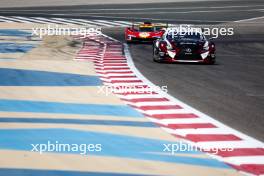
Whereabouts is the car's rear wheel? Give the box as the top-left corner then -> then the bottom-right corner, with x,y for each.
126,40 -> 133,44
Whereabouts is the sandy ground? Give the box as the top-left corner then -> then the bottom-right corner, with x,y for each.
0,150 -> 241,176
21,35 -> 81,60
0,23 -> 124,104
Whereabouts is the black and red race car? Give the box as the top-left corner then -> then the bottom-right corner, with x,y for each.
125,22 -> 167,43
153,27 -> 216,64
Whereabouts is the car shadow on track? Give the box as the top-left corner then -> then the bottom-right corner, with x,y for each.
155,62 -> 220,66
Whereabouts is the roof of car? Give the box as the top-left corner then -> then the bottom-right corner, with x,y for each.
165,26 -> 203,35
138,22 -> 167,28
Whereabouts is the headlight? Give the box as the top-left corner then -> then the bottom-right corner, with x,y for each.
203,41 -> 209,50
166,43 -> 172,50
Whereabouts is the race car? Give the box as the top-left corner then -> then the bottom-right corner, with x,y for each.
153,27 -> 216,64
125,22 -> 167,43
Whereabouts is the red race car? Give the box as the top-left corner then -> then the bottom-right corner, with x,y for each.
125,22 -> 167,43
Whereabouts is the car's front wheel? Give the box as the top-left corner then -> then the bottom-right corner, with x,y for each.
205,57 -> 216,64
153,46 -> 160,62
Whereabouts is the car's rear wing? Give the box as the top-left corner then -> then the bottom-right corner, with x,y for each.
127,20 -> 170,32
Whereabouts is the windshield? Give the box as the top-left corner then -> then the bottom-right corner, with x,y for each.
166,32 -> 204,40
154,26 -> 166,31
139,27 -> 154,32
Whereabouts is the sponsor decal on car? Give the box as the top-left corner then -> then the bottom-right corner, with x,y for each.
139,32 -> 150,38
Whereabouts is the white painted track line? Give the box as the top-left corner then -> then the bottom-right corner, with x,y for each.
235,15 -> 264,23
0,16 -> 32,23
14,16 -> 50,24
93,20 -> 127,26
33,17 -> 71,25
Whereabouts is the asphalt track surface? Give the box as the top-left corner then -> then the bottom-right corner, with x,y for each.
0,0 -> 263,141
104,27 -> 264,141
0,0 -> 263,24
0,0 -> 232,8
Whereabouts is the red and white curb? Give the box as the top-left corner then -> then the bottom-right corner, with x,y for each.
75,34 -> 264,176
